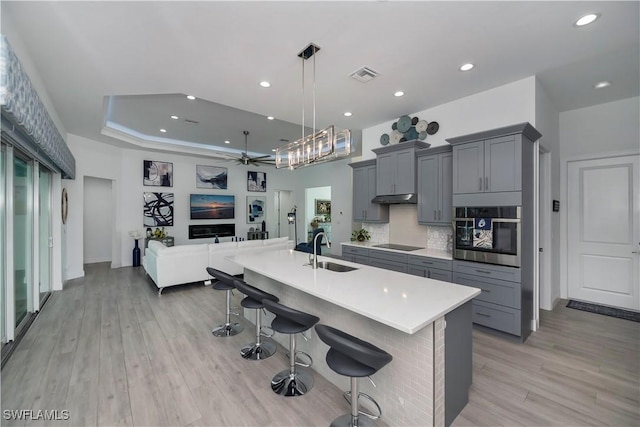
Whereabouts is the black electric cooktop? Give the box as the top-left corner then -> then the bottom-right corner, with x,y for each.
372,243 -> 424,251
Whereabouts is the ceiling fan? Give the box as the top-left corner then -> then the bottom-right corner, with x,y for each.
234,130 -> 275,166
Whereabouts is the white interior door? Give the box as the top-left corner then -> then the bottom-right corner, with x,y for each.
568,154 -> 640,310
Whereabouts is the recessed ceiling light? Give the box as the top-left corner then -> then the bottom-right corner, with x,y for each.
259,81 -> 271,88
170,115 -> 179,120
575,13 -> 599,27
271,149 -> 276,152
394,91 -> 405,97
186,95 -> 196,100
267,116 -> 274,120
344,112 -> 352,117
224,140 -> 230,144
160,129 -> 167,133
459,63 -> 474,71
594,80 -> 611,89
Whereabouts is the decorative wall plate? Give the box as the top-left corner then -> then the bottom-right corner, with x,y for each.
390,129 -> 403,144
404,127 -> 419,141
427,121 -> 440,135
418,131 -> 428,140
397,115 -> 412,133
416,120 -> 428,132
380,133 -> 390,145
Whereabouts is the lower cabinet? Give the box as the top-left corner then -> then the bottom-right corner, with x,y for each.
453,260 -> 524,338
342,245 -> 370,264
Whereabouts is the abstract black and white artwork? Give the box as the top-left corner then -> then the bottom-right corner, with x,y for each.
143,192 -> 174,226
144,160 -> 173,187
247,171 -> 266,192
196,165 -> 228,189
247,196 -> 266,224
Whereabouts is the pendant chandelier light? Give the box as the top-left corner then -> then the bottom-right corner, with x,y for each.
275,43 -> 352,169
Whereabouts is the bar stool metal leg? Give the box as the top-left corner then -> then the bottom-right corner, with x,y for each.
212,289 -> 244,337
240,308 -> 276,360
270,333 -> 314,396
330,377 -> 381,427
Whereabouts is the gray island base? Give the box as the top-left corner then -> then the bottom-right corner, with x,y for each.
229,250 -> 479,426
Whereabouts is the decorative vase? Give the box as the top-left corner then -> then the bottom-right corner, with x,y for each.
357,235 -> 365,242
132,239 -> 141,267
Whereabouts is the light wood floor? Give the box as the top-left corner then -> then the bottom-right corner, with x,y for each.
1,263 -> 639,427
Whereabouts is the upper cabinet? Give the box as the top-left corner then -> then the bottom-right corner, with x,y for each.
372,140 -> 430,196
447,123 -> 542,206
417,146 -> 452,225
349,159 -> 389,223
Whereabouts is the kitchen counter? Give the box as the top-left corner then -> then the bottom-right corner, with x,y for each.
228,249 -> 477,334
228,249 -> 480,426
342,240 -> 453,260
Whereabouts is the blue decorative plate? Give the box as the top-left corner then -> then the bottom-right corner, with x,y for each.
391,122 -> 397,131
380,133 -> 390,145
397,115 -> 412,133
418,131 -> 428,140
404,127 -> 419,141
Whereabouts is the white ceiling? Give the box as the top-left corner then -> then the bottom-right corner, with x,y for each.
2,1 -> 638,158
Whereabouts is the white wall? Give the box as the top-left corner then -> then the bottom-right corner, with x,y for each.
83,176 -> 114,264
559,96 -> 640,298
361,77 -> 537,159
535,78 -> 561,310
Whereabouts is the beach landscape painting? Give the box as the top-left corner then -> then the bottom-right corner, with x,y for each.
190,194 -> 235,219
196,165 -> 228,189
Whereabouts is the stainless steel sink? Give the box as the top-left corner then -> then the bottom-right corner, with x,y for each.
316,261 -> 359,272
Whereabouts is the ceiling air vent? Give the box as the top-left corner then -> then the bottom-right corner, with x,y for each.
184,118 -> 199,125
349,66 -> 380,83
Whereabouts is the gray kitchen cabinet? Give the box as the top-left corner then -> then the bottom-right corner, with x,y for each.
349,160 -> 389,223
372,140 -> 430,196
451,135 -> 521,195
417,146 -> 453,225
447,123 -> 541,206
369,250 -> 408,273
453,259 -> 525,339
341,245 -> 370,265
408,254 -> 453,282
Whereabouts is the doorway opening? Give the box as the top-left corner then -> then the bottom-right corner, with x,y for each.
83,177 -> 114,266
305,186 -> 332,245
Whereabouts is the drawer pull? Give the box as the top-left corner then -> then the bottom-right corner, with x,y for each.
476,312 -> 491,317
481,289 -> 492,293
475,269 -> 492,274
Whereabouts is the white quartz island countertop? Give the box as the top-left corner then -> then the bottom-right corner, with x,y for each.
228,249 -> 480,334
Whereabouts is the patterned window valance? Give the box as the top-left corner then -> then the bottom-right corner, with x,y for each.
0,35 -> 75,179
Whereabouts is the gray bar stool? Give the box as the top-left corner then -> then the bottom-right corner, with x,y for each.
232,279 -> 279,360
315,324 -> 393,427
262,299 -> 320,397
206,267 -> 244,337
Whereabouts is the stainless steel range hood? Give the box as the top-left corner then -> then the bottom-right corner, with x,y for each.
371,193 -> 417,204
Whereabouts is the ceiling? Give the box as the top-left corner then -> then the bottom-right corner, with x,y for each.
2,1 -> 638,159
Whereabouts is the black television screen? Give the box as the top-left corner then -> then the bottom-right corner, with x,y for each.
190,194 -> 235,220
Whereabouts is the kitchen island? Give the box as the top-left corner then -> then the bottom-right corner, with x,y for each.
228,249 -> 480,426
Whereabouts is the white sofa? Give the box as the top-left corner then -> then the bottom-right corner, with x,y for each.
142,237 -> 293,294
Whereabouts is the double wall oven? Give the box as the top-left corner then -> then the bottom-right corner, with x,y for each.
453,206 -> 521,267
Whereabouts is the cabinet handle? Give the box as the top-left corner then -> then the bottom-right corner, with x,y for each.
485,176 -> 489,191
478,177 -> 482,191
434,210 -> 437,220
476,312 -> 491,317
423,261 -> 433,265
438,210 -> 441,221
475,269 -> 492,274
427,269 -> 431,279
481,289 -> 492,293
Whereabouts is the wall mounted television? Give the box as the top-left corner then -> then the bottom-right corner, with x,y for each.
190,194 -> 235,220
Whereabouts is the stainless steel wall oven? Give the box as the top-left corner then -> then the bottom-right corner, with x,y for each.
453,206 -> 521,267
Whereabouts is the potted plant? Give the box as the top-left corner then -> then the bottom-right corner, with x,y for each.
351,228 -> 371,242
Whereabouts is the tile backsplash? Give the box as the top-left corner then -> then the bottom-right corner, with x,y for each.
361,205 -> 452,252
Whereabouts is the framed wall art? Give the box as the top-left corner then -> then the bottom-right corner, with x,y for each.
196,165 -> 228,189
247,196 -> 266,224
143,192 -> 174,226
143,160 -> 173,187
190,194 -> 235,220
315,199 -> 331,215
247,171 -> 266,192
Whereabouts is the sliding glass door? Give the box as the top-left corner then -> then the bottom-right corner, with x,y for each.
1,144 -> 6,344
13,153 -> 33,328
39,166 -> 52,304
